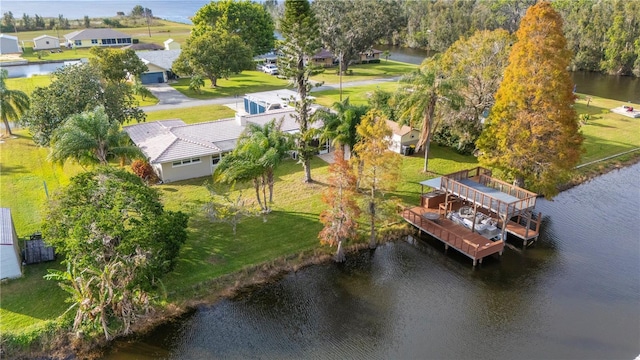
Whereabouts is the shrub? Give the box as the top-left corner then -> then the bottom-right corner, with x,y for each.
131,159 -> 159,184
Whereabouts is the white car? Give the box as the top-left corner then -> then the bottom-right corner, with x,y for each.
263,64 -> 279,75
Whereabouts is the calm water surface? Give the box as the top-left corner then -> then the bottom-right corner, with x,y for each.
108,163 -> 640,359
377,45 -> 640,103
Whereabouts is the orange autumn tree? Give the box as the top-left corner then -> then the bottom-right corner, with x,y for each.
319,148 -> 361,262
476,1 -> 583,198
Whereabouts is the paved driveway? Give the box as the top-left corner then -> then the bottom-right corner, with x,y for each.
144,83 -> 193,105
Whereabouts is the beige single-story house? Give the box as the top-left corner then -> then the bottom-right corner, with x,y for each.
358,49 -> 383,63
135,49 -> 181,84
64,29 -> 132,48
386,120 -> 419,155
0,34 -> 21,54
125,107 -> 321,183
33,35 -> 60,50
311,49 -> 335,67
0,208 -> 22,280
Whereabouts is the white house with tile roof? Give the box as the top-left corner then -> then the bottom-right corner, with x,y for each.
64,29 -> 132,48
125,97 -> 322,182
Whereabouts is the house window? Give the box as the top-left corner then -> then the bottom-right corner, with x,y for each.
74,40 -> 81,46
172,157 -> 201,167
211,153 -> 226,166
91,39 -> 98,44
45,41 -> 49,45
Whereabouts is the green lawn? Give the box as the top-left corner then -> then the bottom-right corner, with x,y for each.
313,82 -> 400,107
145,104 -> 236,123
170,71 -> 292,99
310,60 -> 417,85
574,94 -> 640,164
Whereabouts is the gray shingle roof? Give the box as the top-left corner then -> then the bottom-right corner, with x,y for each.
64,29 -> 131,41
135,49 -> 181,71
0,208 -> 15,245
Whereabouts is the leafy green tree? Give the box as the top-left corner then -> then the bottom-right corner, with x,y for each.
83,15 -> 90,28
90,47 -> 148,83
601,0 -> 639,75
396,57 -> 462,173
21,64 -> 145,146
2,11 -> 16,32
191,0 -> 275,56
188,74 -> 205,94
49,107 -> 142,166
131,78 -> 153,100
313,0 -> 398,74
352,110 -> 401,249
316,97 -> 369,159
174,28 -> 253,87
43,167 -> 189,339
279,0 -> 322,183
436,29 -> 512,153
131,5 -> 145,17
319,148 -> 361,262
0,69 -> 29,136
21,13 -> 33,30
476,1 -> 583,198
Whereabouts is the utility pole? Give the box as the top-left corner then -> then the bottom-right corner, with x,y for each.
339,50 -> 343,102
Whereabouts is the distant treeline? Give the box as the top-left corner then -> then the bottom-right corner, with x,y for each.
380,0 -> 639,76
1,5 -> 154,32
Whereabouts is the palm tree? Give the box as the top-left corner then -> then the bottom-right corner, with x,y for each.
0,69 -> 30,136
316,97 -> 369,160
397,59 -> 462,172
215,119 -> 292,212
49,107 -> 142,166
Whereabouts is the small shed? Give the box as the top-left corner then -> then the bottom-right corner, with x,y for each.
0,34 -> 21,54
164,38 -> 180,50
386,120 -> 419,155
33,35 -> 60,50
0,208 -> 22,280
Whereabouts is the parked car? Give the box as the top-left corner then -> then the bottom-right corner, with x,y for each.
263,64 -> 279,75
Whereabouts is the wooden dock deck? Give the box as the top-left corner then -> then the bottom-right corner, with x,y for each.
402,206 -> 504,266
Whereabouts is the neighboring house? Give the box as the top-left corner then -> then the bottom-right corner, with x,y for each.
33,35 -> 60,50
0,208 -> 22,280
125,108 -> 317,183
310,49 -> 335,68
358,49 -> 382,63
0,34 -> 21,54
63,28 -> 132,48
135,49 -> 181,84
164,38 -> 180,50
386,119 -> 419,155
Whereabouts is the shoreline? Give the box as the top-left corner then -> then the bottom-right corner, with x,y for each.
6,157 -> 640,359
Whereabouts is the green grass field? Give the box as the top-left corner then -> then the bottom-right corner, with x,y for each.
170,71 -> 292,99
574,94 -> 640,164
145,104 -> 236,123
310,60 -> 417,85
313,81 -> 400,107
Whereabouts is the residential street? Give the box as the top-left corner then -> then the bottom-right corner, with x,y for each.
142,77 -> 401,112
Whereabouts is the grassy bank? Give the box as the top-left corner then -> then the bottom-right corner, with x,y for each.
310,60 -> 417,85
170,71 -> 292,99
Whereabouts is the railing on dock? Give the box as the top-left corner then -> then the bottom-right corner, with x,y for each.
402,209 -> 503,261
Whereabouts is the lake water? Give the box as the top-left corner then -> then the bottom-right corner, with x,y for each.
1,1 -> 210,24
108,163 -> 640,359
377,45 -> 640,104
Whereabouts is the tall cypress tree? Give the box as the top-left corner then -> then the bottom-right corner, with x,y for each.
279,0 -> 321,183
476,1 -> 583,198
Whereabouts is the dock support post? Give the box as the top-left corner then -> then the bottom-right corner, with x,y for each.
473,259 -> 477,267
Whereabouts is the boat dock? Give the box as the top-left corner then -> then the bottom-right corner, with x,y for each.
402,167 -> 542,266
